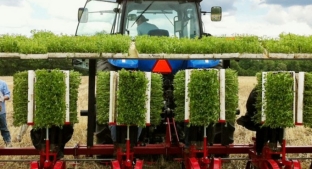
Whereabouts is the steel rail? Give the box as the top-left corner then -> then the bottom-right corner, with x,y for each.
1,157 -> 311,163
3,144 -> 312,155
0,158 -> 115,162
1,52 -> 312,60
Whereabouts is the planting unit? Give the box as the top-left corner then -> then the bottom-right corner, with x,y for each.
1,0 -> 312,169
3,53 -> 312,169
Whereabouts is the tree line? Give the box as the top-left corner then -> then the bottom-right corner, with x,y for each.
230,60 -> 312,76
0,59 -> 312,76
0,59 -> 87,76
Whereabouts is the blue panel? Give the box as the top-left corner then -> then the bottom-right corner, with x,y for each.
137,60 -> 157,71
167,60 -> 186,73
108,59 -> 221,73
108,59 -> 138,68
187,60 -> 221,68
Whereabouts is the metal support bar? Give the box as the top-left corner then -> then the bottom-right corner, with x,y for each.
1,145 -> 312,156
87,59 -> 96,147
2,53 -> 312,60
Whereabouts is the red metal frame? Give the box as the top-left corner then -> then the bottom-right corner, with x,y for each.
111,160 -> 121,169
134,160 -> 144,169
247,138 -> 302,169
3,144 -> 312,156
30,151 -> 66,169
184,140 -> 222,169
165,117 -> 180,146
2,137 -> 311,169
53,161 -> 66,169
184,151 -> 222,169
114,141 -> 136,169
29,129 -> 67,169
189,158 -> 200,169
2,120 -> 311,169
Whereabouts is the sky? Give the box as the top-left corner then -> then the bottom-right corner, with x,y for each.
0,0 -> 311,38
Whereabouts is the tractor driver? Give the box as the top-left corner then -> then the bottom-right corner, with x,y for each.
136,15 -> 158,35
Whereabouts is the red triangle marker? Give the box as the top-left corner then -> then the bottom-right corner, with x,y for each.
152,60 -> 172,73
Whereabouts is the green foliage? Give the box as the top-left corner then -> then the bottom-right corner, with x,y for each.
303,73 -> 312,127
0,30 -> 131,54
31,30 -> 56,39
150,73 -> 163,125
2,31 -> 312,55
174,69 -> 239,124
0,34 -> 28,53
34,69 -> 66,129
69,71 -> 82,124
12,71 -> 28,126
96,71 -> 110,124
96,71 -> 163,126
173,70 -> 185,122
117,69 -> 148,127
254,72 -> 295,128
275,62 -> 287,71
188,70 -> 220,126
263,72 -> 295,128
12,70 -> 81,127
135,35 -> 263,54
19,39 -> 48,54
231,60 -> 312,76
203,35 -> 263,54
262,33 -> 312,53
0,59 -> 74,76
225,69 -> 239,123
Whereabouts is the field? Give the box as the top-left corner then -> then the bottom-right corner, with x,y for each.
1,76 -> 312,168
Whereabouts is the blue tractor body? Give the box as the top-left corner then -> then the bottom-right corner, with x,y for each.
108,59 -> 221,73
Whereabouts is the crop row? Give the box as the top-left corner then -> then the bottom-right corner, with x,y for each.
1,31 -> 312,54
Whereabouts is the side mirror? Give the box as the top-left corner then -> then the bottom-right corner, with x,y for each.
128,14 -> 137,21
78,8 -> 88,23
211,6 -> 222,21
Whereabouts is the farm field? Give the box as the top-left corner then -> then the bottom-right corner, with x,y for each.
0,76 -> 312,168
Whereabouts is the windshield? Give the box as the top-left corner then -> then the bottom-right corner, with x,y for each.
76,1 -> 120,36
75,1 -> 201,38
124,1 -> 200,38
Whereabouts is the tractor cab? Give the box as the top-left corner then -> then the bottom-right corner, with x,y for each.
74,0 -> 223,73
76,0 -> 221,37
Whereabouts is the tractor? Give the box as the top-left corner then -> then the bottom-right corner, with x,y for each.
0,1 -> 310,169
73,0 -> 236,165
